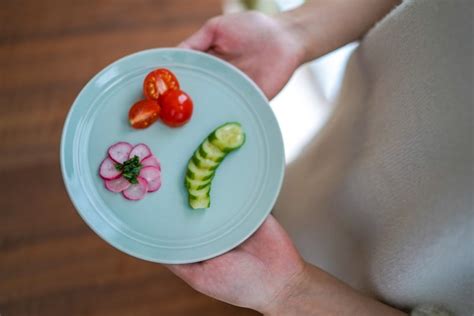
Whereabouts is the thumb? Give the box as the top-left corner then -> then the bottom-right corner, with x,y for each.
178,17 -> 219,51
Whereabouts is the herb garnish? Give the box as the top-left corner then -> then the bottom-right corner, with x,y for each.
115,155 -> 142,184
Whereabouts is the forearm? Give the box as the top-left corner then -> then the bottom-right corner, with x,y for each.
277,0 -> 401,63
263,263 -> 407,316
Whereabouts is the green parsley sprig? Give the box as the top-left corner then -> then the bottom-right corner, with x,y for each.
115,155 -> 142,184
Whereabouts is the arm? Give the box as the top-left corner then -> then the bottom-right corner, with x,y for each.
179,0 -> 400,99
278,0 -> 401,63
263,262 -> 406,315
172,1 -> 406,314
167,215 -> 406,315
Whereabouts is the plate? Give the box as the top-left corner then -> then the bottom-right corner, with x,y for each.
60,48 -> 284,263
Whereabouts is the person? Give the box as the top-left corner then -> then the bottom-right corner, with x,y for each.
166,0 -> 473,315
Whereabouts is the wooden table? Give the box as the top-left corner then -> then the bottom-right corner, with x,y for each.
0,1 -> 258,314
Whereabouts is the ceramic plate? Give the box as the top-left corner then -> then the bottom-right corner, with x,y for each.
61,48 -> 284,263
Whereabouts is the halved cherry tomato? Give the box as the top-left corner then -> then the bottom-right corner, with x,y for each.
160,90 -> 193,127
128,99 -> 161,129
143,68 -> 180,100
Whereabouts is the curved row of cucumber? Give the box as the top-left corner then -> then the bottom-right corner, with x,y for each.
185,122 -> 245,209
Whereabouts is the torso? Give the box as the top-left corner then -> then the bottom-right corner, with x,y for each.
273,1 -> 473,314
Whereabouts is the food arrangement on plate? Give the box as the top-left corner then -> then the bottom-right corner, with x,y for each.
61,48 -> 284,263
100,68 -> 246,208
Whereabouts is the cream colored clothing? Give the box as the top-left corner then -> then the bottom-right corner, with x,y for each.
274,1 -> 473,315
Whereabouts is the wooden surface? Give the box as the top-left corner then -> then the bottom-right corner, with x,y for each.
0,1 -> 258,315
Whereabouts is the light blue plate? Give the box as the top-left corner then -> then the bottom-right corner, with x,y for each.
60,48 -> 284,263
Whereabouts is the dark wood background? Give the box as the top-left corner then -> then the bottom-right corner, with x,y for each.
0,1 -> 258,315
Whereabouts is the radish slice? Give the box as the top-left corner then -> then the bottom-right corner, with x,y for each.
141,155 -> 161,170
122,177 -> 148,200
139,166 -> 162,192
108,142 -> 133,164
129,143 -> 152,161
99,157 -> 121,180
105,177 -> 130,192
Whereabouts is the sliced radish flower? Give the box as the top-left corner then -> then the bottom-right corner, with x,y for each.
139,166 -> 162,192
105,177 -> 131,192
99,157 -> 122,180
141,155 -> 161,170
108,142 -> 133,164
122,177 -> 148,200
129,143 -> 152,161
101,142 -> 162,201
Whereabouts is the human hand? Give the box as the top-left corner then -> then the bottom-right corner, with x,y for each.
165,214 -> 306,314
179,12 -> 305,99
166,214 -> 408,316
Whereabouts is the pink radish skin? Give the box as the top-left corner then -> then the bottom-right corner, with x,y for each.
141,155 -> 161,170
129,143 -> 152,162
139,166 -> 162,192
122,177 -> 148,200
105,177 -> 130,192
108,142 -> 133,164
99,157 -> 122,180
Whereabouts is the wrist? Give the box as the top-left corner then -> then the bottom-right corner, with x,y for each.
259,263 -> 408,316
260,262 -> 313,316
274,12 -> 308,67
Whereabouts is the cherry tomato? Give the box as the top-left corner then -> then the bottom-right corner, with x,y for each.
143,68 -> 180,100
160,90 -> 193,127
128,99 -> 161,129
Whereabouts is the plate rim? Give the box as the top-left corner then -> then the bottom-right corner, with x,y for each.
60,47 -> 285,264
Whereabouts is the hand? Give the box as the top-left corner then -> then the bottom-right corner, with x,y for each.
179,12 -> 305,99
166,214 -> 407,315
165,215 -> 306,314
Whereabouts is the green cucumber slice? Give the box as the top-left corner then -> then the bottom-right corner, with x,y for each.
199,139 -> 225,161
189,195 -> 210,209
209,122 -> 246,152
185,176 -> 211,190
192,149 -> 219,170
186,160 -> 214,181
188,185 -> 211,198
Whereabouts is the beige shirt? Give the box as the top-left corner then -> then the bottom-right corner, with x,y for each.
274,1 -> 473,315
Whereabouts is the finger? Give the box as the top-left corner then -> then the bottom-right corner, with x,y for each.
178,18 -> 219,51
164,263 -> 202,281
238,214 -> 276,252
248,214 -> 278,241
241,214 -> 294,254
164,263 -> 201,286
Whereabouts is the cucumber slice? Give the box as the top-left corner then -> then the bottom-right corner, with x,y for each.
199,139 -> 225,161
188,185 -> 211,198
185,122 -> 246,209
192,149 -> 219,170
186,160 -> 214,181
209,122 -> 246,152
185,176 -> 211,190
189,195 -> 210,209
